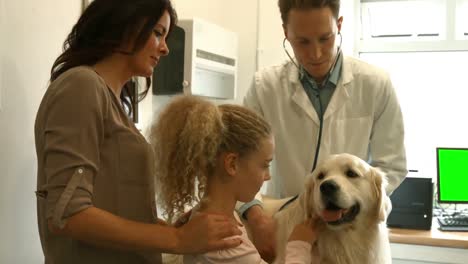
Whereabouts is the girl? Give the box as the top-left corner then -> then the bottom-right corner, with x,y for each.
150,95 -> 319,263
34,1 -> 241,263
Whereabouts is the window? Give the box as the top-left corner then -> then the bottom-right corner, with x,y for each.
359,0 -> 468,52
361,0 -> 445,41
359,1 -> 468,179
360,51 -> 468,178
456,0 -> 468,40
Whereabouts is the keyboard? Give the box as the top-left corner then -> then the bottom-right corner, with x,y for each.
437,216 -> 468,231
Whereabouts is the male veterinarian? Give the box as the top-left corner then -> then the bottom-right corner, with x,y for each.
236,0 -> 407,261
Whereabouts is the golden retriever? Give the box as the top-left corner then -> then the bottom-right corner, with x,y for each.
268,153 -> 392,264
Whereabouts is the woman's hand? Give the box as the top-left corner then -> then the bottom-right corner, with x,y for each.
288,218 -> 321,244
175,212 -> 242,254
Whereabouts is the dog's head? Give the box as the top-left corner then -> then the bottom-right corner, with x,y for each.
303,153 -> 390,229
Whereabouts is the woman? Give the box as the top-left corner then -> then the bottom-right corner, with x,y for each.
34,1 -> 241,263
150,95 -> 320,263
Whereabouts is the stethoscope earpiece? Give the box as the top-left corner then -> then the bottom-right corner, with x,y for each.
282,37 -> 301,71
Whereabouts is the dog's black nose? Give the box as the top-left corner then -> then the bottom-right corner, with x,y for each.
320,180 -> 339,196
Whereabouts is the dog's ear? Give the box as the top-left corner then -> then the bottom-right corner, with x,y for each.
301,173 -> 316,219
371,167 -> 390,222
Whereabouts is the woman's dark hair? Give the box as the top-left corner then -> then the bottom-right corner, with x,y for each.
278,0 -> 340,24
51,0 -> 177,116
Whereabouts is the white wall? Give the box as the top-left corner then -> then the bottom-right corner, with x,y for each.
0,0 -> 82,263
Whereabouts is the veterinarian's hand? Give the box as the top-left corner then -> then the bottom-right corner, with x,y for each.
246,206 -> 277,262
176,212 -> 242,254
288,218 -> 321,244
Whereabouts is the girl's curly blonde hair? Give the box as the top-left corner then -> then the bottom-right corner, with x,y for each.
149,95 -> 271,222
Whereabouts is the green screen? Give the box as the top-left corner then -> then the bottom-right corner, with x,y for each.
437,148 -> 468,203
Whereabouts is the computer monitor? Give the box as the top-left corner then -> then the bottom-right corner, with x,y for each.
436,147 -> 468,203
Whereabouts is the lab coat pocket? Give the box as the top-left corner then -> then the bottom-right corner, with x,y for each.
332,116 -> 372,159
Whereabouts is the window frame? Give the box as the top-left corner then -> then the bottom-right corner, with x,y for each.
358,0 -> 468,53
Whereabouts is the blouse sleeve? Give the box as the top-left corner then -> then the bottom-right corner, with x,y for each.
284,240 -> 312,264
40,69 -> 108,228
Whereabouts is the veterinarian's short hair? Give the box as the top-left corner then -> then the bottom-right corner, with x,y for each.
278,0 -> 341,24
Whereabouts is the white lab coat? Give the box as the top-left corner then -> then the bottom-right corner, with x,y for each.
244,56 -> 407,198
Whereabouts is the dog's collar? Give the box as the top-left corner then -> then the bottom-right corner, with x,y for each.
279,194 -> 299,211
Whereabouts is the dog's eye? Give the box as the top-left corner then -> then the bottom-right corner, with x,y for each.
317,172 -> 325,180
346,169 -> 359,178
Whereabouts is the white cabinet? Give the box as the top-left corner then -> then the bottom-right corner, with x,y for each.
391,243 -> 468,264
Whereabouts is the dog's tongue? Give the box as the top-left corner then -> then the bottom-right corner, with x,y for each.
321,209 -> 347,222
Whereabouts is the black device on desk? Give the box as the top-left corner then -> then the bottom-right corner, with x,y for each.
435,147 -> 468,232
387,177 -> 433,230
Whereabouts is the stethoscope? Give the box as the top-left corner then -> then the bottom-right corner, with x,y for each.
282,31 -> 343,173
277,32 -> 343,212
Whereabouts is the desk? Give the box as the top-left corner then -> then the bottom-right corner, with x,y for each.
389,220 -> 468,263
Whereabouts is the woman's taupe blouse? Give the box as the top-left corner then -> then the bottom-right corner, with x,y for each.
34,66 -> 161,264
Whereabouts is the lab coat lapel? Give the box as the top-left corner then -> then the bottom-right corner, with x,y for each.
323,57 -> 353,120
287,66 -> 321,126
